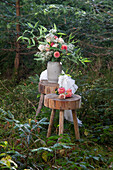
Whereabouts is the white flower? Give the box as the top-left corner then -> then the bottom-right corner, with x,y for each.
52,43 -> 58,47
49,29 -> 57,33
45,44 -> 50,51
45,51 -> 53,57
46,37 -> 51,42
58,94 -> 66,99
38,44 -> 45,52
67,43 -> 75,52
45,33 -> 54,42
58,37 -> 64,44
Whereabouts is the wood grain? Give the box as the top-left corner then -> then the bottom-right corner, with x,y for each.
38,80 -> 59,94
44,94 -> 81,110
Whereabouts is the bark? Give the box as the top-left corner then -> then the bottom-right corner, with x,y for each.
14,0 -> 20,73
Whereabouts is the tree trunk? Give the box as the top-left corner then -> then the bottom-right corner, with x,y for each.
14,0 -> 20,73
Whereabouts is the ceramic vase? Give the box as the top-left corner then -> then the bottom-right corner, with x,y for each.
47,61 -> 62,83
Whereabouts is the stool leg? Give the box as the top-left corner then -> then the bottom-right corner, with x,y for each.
59,110 -> 64,136
35,93 -> 44,118
72,110 -> 80,140
47,109 -> 56,138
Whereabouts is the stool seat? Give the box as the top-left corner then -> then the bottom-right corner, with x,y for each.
35,80 -> 59,118
44,94 -> 81,140
44,94 -> 81,110
39,80 -> 59,94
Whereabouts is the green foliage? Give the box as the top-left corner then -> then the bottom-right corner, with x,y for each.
0,141 -> 18,170
0,68 -> 113,169
1,0 -> 113,77
0,0 -> 113,169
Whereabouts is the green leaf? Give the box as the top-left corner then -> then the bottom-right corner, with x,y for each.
0,153 -> 6,157
57,33 -> 66,35
42,151 -> 48,162
7,24 -> 11,29
93,156 -> 100,161
34,21 -> 39,28
34,58 -> 44,61
7,110 -> 14,119
27,22 -> 34,28
53,23 -> 57,30
31,38 -> 35,45
32,147 -> 52,152
17,36 -> 23,41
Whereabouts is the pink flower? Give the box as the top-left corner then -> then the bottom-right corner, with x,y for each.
54,51 -> 60,58
45,44 -> 50,51
59,94 -> 66,99
54,35 -> 58,39
66,89 -> 72,93
61,45 -> 67,51
58,87 -> 65,94
65,92 -> 72,98
51,42 -> 54,46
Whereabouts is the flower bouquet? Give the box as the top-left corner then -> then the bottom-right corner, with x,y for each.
56,87 -> 73,99
34,25 -> 77,63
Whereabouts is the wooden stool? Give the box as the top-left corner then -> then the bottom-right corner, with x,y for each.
35,80 -> 59,118
44,94 -> 81,140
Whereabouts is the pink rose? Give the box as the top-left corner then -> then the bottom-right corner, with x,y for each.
54,51 -> 60,58
59,94 -> 66,99
54,35 -> 58,39
66,89 -> 72,93
51,42 -> 54,46
61,45 -> 67,51
58,87 -> 65,94
65,92 -> 72,98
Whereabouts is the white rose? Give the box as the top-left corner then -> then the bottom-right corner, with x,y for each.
46,37 -> 51,42
58,37 -> 64,44
38,45 -> 45,52
45,33 -> 54,42
49,29 -> 57,33
52,43 -> 58,47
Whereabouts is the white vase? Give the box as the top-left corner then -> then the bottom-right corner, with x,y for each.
47,61 -> 62,83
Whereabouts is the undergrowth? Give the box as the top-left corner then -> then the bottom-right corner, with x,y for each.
0,67 -> 113,169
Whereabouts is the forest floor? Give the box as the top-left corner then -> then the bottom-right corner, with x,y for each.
0,67 -> 113,170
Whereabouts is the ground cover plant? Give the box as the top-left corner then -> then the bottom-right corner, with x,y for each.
0,65 -> 113,169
